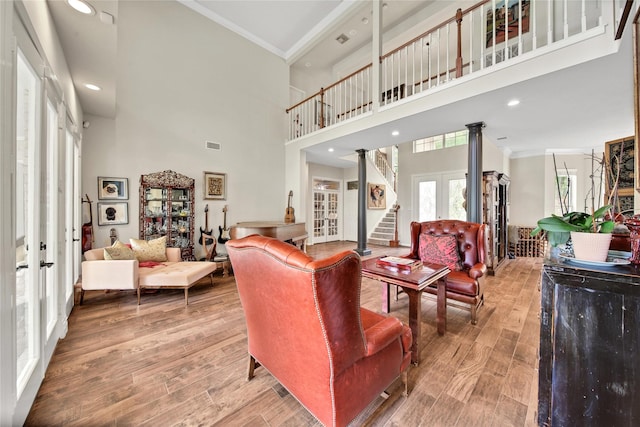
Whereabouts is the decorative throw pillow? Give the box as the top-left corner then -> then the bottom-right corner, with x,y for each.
418,233 -> 463,271
104,241 -> 135,260
129,236 -> 168,262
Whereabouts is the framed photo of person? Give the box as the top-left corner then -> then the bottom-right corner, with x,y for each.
368,183 -> 386,209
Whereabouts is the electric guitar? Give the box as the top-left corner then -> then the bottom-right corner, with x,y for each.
284,190 -> 295,223
199,204 -> 214,246
218,205 -> 230,244
81,194 -> 94,253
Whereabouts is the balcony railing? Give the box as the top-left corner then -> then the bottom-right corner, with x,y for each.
287,0 -> 604,141
368,149 -> 396,192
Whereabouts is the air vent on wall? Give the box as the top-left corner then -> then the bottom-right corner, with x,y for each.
336,33 -> 349,44
205,141 -> 221,151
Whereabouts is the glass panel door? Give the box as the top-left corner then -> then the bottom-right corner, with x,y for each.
312,178 -> 341,244
43,97 -> 58,342
15,46 -> 40,398
418,179 -> 437,221
414,172 -> 466,221
313,191 -> 326,240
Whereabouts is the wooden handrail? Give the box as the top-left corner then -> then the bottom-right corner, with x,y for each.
380,0 -> 491,61
286,63 -> 373,113
288,0 -> 495,114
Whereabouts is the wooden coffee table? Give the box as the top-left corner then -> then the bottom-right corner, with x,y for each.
361,257 -> 450,365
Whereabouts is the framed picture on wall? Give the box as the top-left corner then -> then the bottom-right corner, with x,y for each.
485,0 -> 531,48
368,183 -> 386,209
605,136 -> 635,214
203,171 -> 227,200
605,136 -> 635,191
97,177 -> 128,200
97,202 -> 128,225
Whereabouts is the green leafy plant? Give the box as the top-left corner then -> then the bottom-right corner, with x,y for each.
531,205 -> 615,247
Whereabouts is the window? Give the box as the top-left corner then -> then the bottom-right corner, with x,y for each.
413,129 -> 468,153
554,171 -> 577,215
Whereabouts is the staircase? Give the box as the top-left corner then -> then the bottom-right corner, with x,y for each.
368,207 -> 397,246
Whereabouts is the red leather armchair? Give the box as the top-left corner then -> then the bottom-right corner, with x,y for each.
405,220 -> 487,324
226,235 -> 412,427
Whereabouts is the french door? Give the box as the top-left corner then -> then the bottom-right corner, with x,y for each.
14,19 -> 65,421
412,171 -> 467,221
15,36 -> 44,415
312,178 -> 341,244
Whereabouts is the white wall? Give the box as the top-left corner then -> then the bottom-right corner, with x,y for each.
81,1 -> 289,258
510,156 -> 545,227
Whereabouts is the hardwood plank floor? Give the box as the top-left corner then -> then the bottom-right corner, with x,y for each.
25,242 -> 542,427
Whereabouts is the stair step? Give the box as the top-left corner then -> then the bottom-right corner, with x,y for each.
371,232 -> 393,239
368,238 -> 390,246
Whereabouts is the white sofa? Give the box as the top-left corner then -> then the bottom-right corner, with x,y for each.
80,247 -> 217,305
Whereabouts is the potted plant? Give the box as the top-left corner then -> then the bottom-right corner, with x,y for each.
531,205 -> 615,261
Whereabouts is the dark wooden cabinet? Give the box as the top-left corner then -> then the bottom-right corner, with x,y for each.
139,170 -> 195,260
482,171 -> 509,274
538,257 -> 640,426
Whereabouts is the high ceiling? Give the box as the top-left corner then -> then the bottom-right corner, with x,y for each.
47,0 -> 636,166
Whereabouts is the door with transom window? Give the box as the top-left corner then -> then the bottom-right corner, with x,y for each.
312,178 -> 341,244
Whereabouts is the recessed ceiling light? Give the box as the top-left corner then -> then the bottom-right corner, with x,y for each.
361,17 -> 369,25
67,0 -> 95,15
391,130 -> 400,136
328,148 -> 334,152
507,99 -> 520,107
85,83 -> 101,91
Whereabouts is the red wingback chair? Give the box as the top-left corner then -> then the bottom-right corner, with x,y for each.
226,235 -> 412,427
405,220 -> 487,324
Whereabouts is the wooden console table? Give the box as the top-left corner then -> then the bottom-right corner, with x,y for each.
361,257 -> 449,365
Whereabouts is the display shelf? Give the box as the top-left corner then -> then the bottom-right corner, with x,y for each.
139,170 -> 195,260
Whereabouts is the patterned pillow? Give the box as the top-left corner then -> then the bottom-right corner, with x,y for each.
129,236 -> 168,262
418,233 -> 462,271
104,246 -> 135,260
103,241 -> 135,260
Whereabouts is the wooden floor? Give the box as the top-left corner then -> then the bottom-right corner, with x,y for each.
26,242 -> 542,427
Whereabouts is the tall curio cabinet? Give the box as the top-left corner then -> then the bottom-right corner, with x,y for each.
139,170 -> 195,260
482,171 -> 510,275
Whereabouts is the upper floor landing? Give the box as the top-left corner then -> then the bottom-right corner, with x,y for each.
286,0 -> 636,166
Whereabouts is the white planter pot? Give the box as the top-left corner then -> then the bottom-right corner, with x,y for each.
570,232 -> 612,262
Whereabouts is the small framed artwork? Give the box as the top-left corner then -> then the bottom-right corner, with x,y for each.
204,171 -> 227,200
605,136 -> 635,191
98,177 -> 128,200
97,202 -> 128,225
368,183 -> 386,209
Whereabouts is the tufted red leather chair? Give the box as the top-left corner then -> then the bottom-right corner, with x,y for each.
227,235 -> 412,427
404,220 -> 487,324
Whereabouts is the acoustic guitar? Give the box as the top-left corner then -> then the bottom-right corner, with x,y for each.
284,190 -> 295,223
81,194 -> 94,253
218,205 -> 230,244
199,204 -> 214,246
